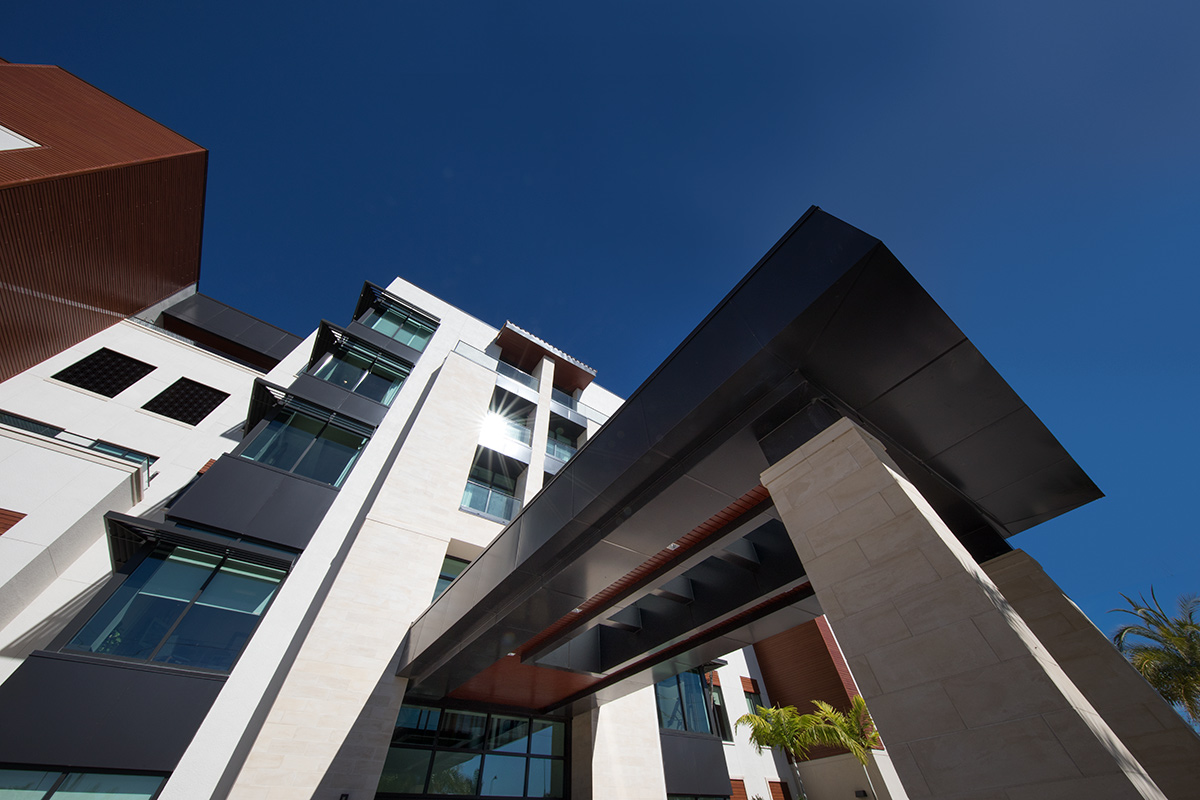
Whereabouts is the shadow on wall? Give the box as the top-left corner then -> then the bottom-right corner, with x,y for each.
0,573 -> 109,660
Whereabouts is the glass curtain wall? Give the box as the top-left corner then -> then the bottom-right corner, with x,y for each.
378,705 -> 566,798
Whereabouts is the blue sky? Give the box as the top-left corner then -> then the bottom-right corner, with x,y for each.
7,2 -> 1198,632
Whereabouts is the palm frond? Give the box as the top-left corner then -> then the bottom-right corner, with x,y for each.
1110,588 -> 1200,727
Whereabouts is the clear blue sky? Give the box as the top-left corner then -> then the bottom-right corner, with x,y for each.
7,2 -> 1198,632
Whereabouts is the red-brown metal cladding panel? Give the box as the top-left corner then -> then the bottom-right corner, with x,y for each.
0,63 -> 206,382
752,617 -> 862,760
0,509 -> 27,535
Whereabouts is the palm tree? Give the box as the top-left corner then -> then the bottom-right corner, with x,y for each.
736,696 -> 882,799
1111,590 -> 1200,726
736,703 -> 811,799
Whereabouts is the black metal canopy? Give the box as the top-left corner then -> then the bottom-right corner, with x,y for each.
396,207 -> 1102,713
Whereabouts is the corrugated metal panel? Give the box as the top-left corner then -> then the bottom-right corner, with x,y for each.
730,779 -> 748,800
0,148 -> 205,383
0,62 -> 206,383
0,64 -> 204,186
0,508 -> 26,534
740,676 -> 759,694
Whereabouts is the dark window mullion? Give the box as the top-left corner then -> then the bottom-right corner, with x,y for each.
285,420 -> 328,471
144,554 -> 226,663
40,770 -> 68,799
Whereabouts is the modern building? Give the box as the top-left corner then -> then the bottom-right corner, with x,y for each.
2,59 -> 1199,800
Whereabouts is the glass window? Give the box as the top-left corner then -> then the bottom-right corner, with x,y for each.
0,769 -> 164,799
461,462 -> 521,523
711,684 -> 733,742
439,710 -> 488,749
655,670 -> 716,734
745,690 -> 764,715
655,677 -> 687,731
310,343 -> 410,406
361,305 -> 437,352
378,705 -> 566,799
678,671 -> 712,735
240,408 -> 369,488
433,556 -> 470,601
529,720 -> 564,756
480,753 -> 526,797
525,758 -> 563,799
378,748 -> 432,794
394,705 -> 441,746
66,545 -> 284,672
488,715 -> 530,753
429,752 -> 481,795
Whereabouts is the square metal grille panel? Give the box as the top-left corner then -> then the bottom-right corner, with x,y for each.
52,348 -> 155,397
143,378 -> 230,425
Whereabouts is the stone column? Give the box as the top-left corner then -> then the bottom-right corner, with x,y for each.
760,418 -> 1164,800
985,549 -> 1200,799
589,685 -> 669,800
523,355 -> 555,502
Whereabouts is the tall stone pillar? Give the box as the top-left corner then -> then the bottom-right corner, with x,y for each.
985,549 -> 1200,799
760,418 -> 1164,799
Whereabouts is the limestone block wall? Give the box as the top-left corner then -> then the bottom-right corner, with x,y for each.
761,419 -> 1165,800
985,550 -> 1200,800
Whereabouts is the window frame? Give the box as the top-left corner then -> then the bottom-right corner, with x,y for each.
357,297 -> 439,353
236,403 -> 373,488
58,541 -> 287,674
306,339 -> 412,407
377,703 -> 569,799
0,766 -> 169,799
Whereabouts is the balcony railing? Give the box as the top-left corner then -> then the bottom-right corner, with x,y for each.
546,438 -> 577,462
461,480 -> 520,523
498,418 -> 533,445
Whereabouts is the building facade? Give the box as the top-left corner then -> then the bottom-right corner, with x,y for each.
3,59 -> 1199,800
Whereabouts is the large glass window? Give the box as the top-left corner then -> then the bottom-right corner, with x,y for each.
0,769 -> 165,799
240,408 -> 370,487
65,544 -> 285,672
378,705 -> 566,799
309,342 -> 411,406
655,670 -> 715,735
360,304 -> 437,352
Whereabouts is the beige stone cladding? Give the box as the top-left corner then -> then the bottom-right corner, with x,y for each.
761,418 -> 1166,800
985,549 -> 1200,799
571,685 -> 668,800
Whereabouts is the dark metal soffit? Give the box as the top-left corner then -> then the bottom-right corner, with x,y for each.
397,207 -> 1102,707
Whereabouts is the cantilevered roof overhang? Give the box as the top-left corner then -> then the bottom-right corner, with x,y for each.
397,207 -> 1102,714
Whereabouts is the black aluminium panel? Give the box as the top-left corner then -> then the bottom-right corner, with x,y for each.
0,651 -> 224,773
163,293 -> 302,363
166,455 -> 338,550
659,731 -> 733,796
399,207 -> 1102,700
